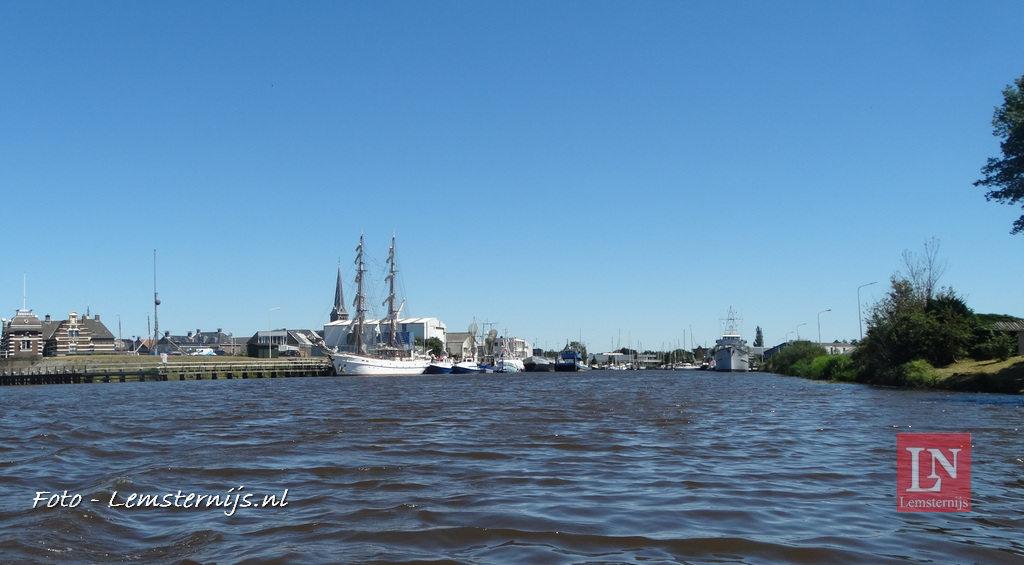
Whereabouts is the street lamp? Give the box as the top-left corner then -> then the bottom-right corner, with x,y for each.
857,281 -> 877,342
785,331 -> 794,343
266,307 -> 282,358
817,309 -> 831,345
796,323 -> 807,341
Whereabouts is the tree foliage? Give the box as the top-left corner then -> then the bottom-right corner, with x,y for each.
754,326 -> 764,347
567,341 -> 588,361
975,73 -> 1024,234
899,237 -> 946,304
763,341 -> 827,377
854,278 -> 977,384
423,337 -> 445,357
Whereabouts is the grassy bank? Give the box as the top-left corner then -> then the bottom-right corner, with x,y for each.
933,355 -> 1024,394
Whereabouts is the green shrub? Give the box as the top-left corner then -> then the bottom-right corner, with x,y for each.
971,331 -> 1016,361
820,355 -> 857,382
901,359 -> 938,388
764,341 -> 827,376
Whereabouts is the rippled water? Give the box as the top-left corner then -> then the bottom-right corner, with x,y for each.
1,371 -> 1021,564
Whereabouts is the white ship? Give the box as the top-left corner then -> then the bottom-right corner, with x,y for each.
713,308 -> 750,372
327,231 -> 428,376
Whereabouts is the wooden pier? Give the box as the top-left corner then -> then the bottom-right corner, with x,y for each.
0,359 -> 334,386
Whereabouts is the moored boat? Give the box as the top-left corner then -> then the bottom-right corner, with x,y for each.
494,337 -> 525,372
713,307 -> 750,373
425,358 -> 454,374
325,231 -> 429,376
523,355 -> 553,372
452,357 -> 484,374
554,347 -> 589,372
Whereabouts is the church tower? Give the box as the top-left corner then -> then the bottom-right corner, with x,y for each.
329,264 -> 348,322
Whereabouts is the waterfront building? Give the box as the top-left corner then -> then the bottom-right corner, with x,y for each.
152,328 -> 243,355
40,312 -> 116,356
446,332 -> 475,360
1,308 -> 44,358
248,329 -> 325,358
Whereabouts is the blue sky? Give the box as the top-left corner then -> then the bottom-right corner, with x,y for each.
2,1 -> 1023,352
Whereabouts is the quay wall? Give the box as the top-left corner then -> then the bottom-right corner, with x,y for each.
0,356 -> 333,385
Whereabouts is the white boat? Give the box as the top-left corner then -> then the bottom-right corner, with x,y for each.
713,307 -> 750,372
452,358 -> 484,374
494,336 -> 525,372
327,232 -> 428,376
425,358 -> 454,374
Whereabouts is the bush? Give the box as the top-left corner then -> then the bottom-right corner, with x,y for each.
820,355 -> 857,382
764,341 -> 827,376
971,331 -> 1016,361
901,360 -> 938,388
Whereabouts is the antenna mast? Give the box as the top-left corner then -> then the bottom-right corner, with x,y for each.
153,250 -> 161,342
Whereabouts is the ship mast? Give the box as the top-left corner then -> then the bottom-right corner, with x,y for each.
352,231 -> 366,354
384,232 -> 398,347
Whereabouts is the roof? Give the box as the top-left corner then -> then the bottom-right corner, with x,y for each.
992,320 -> 1024,332
6,309 -> 42,332
39,315 -> 115,340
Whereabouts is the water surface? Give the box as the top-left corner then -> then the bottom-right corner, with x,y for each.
1,371 -> 1021,563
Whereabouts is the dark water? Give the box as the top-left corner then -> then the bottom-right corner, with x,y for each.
1,371 -> 1021,564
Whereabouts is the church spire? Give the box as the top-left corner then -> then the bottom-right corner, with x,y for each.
330,262 -> 348,322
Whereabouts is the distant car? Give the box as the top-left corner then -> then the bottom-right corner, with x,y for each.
280,350 -> 300,357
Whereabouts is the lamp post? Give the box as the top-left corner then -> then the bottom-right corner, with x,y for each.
785,331 -> 793,343
796,323 -> 807,341
817,309 -> 831,345
268,307 -> 281,356
857,281 -> 877,342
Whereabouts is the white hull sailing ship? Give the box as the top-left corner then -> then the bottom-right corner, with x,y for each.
327,232 -> 429,376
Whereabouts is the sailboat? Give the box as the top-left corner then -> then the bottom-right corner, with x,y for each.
327,232 -> 429,376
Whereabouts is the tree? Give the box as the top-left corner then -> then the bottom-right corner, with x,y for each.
763,341 -> 826,377
753,326 -> 764,347
567,341 -> 588,362
975,73 -> 1024,234
423,337 -> 445,357
855,277 -> 978,384
899,237 -> 946,305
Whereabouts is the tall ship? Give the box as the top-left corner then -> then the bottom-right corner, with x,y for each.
713,308 -> 750,372
327,232 -> 429,376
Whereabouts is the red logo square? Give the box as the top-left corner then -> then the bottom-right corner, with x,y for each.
897,433 -> 971,512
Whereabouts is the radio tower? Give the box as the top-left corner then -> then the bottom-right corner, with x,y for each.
153,250 -> 161,343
